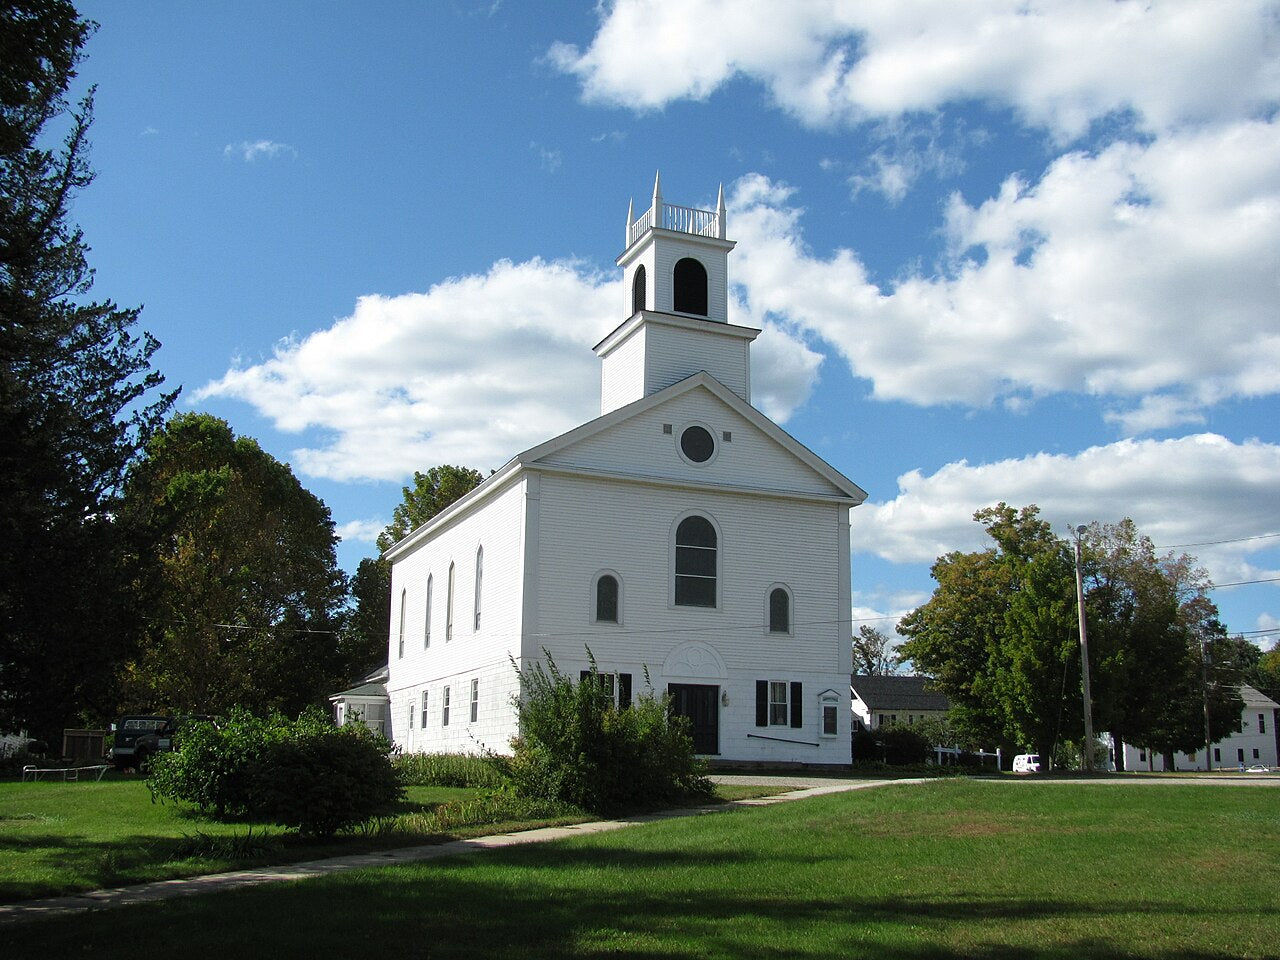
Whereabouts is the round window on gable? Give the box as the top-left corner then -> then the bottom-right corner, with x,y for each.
679,425 -> 715,464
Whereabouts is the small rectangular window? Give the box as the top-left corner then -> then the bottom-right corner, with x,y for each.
470,679 -> 479,723
1214,748 -> 1221,762
442,685 -> 451,727
1259,713 -> 1266,734
408,702 -> 414,730
769,681 -> 788,726
1254,748 -> 1260,760
822,704 -> 837,736
421,690 -> 429,728
1238,748 -> 1245,762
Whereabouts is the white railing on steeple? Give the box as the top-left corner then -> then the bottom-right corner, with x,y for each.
628,201 -> 720,247
626,174 -> 727,247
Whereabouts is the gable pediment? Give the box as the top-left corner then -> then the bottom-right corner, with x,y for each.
517,373 -> 865,504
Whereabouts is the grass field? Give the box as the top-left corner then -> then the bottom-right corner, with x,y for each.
4,780 -> 1277,958
0,775 -> 776,902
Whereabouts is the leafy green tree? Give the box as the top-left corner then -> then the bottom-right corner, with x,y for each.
900,504 -> 1076,758
345,555 -> 391,673
376,464 -> 485,552
852,625 -> 899,676
0,2 -> 175,741
119,414 -> 349,716
900,504 -> 1242,768
345,465 -> 484,667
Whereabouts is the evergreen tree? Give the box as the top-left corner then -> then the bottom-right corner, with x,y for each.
0,2 -> 175,741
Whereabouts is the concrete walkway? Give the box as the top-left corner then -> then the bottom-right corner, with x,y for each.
0,776 -> 908,926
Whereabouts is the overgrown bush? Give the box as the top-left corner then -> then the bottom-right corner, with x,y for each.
392,752 -> 506,788
507,651 -> 713,815
148,707 -> 401,837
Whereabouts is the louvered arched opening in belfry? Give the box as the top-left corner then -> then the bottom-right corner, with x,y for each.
673,257 -> 707,315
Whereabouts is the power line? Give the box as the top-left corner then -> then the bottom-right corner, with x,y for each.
1161,532 -> 1280,549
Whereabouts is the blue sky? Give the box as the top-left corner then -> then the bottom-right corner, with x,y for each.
69,1 -> 1279,651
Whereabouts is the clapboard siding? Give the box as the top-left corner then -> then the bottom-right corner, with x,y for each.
387,477 -> 527,751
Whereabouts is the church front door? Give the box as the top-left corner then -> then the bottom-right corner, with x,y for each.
668,683 -> 719,755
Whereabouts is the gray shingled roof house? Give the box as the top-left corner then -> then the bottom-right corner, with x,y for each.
850,674 -> 950,730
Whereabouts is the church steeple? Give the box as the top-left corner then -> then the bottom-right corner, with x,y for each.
595,176 -> 759,415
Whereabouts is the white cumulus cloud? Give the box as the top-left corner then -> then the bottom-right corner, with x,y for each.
850,434 -> 1280,591
552,0 -> 1280,139
729,123 -> 1280,424
196,255 -> 821,482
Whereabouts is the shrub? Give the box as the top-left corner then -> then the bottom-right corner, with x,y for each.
392,752 -> 506,788
851,724 -> 932,765
253,712 -> 402,837
147,710 -> 287,817
148,707 -> 402,837
507,651 -> 713,815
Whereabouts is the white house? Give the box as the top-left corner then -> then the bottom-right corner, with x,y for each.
1120,685 -> 1280,771
379,176 -> 866,767
850,675 -> 951,731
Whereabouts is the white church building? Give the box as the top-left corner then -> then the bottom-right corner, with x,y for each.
378,177 -> 866,767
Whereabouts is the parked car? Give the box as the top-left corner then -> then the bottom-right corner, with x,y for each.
1246,764 -> 1270,773
1013,753 -> 1042,773
132,715 -> 215,769
109,715 -> 171,770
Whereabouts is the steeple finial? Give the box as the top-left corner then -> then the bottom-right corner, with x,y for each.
652,170 -> 663,227
716,183 -> 726,239
625,197 -> 634,246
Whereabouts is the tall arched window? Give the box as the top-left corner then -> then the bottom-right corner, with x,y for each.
632,265 -> 646,314
473,546 -> 483,630
673,257 -> 708,316
675,515 -> 717,607
595,573 -> 619,623
446,562 -> 455,641
424,574 -> 433,648
397,588 -> 406,658
768,587 -> 791,633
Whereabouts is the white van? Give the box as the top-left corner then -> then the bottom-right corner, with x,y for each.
1013,754 -> 1041,773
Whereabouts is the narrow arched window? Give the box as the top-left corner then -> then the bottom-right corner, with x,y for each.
632,265 -> 646,314
446,562 -> 455,641
673,257 -> 708,316
424,575 -> 433,648
768,587 -> 790,633
473,546 -> 483,630
595,574 -> 619,623
675,515 -> 717,607
397,588 -> 406,658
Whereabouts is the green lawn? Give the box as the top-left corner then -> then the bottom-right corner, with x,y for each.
5,780 -> 1277,958
0,775 -> 776,902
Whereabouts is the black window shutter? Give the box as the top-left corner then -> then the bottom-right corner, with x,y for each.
580,670 -> 590,684
755,680 -> 768,727
790,682 -> 803,728
619,673 -> 632,710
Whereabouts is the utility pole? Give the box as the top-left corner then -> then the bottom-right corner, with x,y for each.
1201,637 -> 1213,771
1072,526 -> 1096,773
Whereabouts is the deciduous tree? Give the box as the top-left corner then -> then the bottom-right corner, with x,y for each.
345,465 -> 484,667
119,414 -> 348,716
